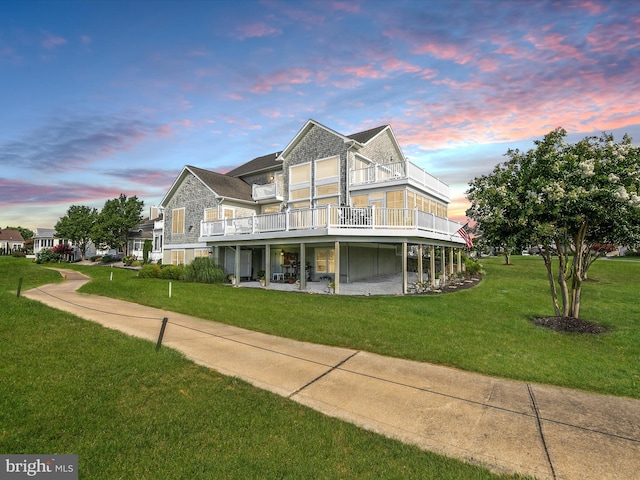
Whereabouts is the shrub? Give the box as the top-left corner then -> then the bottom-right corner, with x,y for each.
90,255 -> 102,262
160,265 -> 184,280
464,255 -> 484,276
11,250 -> 26,258
101,254 -> 113,263
183,257 -> 226,284
138,264 -> 162,278
35,248 -> 63,264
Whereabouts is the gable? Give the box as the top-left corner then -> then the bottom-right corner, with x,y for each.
160,165 -> 254,208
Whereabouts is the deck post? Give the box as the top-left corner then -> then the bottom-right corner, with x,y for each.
430,245 -> 436,287
402,242 -> 408,294
449,247 -> 454,276
265,244 -> 271,286
299,242 -> 306,290
334,241 -> 340,294
457,248 -> 462,273
441,246 -> 447,284
417,244 -> 423,284
234,244 -> 241,286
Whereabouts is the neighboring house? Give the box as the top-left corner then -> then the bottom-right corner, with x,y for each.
0,228 -> 25,253
127,207 -> 163,263
159,119 -> 467,293
32,227 -> 97,261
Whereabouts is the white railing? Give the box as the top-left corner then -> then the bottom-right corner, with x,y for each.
350,160 -> 450,200
200,205 -> 465,244
252,183 -> 281,201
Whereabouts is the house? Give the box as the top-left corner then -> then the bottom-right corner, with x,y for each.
159,119 -> 467,294
32,227 -> 97,261
127,207 -> 164,263
0,228 -> 25,254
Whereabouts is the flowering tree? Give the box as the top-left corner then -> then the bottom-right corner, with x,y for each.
466,128 -> 640,319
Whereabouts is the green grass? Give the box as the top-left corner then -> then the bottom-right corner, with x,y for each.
64,255 -> 640,399
1,257 -> 516,479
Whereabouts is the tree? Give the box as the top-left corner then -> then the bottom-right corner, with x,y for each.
466,128 -> 640,319
91,194 -> 144,256
4,226 -> 33,240
55,205 -> 98,260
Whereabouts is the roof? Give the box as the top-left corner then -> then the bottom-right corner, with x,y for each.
0,229 -> 25,243
226,152 -> 281,178
186,165 -> 254,202
277,119 -> 389,160
347,125 -> 388,144
33,228 -> 56,238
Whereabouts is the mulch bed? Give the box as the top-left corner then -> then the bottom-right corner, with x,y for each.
530,316 -> 609,334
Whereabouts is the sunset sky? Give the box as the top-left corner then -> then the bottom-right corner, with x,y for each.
2,0 -> 640,230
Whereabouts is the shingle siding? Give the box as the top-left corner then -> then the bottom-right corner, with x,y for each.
284,124 -> 350,204
164,172 -> 217,246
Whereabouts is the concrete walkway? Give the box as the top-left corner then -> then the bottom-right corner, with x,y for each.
23,270 -> 640,480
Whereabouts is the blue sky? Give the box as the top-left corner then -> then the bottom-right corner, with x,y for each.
2,0 -> 640,229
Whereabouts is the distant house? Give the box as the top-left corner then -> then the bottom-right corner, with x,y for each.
0,228 -> 25,254
159,119 -> 467,293
127,207 -> 163,263
32,227 -> 96,261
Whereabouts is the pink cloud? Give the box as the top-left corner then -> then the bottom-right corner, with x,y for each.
80,35 -> 91,44
330,1 -> 360,13
42,34 -> 67,49
235,22 -> 282,40
250,67 -> 313,93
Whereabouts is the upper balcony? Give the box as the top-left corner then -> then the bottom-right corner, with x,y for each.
252,182 -> 283,202
199,205 -> 466,246
350,160 -> 450,202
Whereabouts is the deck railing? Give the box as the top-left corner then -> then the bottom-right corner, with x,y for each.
350,160 -> 450,200
200,205 -> 465,244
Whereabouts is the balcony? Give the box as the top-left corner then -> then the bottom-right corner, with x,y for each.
350,160 -> 450,201
200,205 -> 466,245
252,182 -> 282,201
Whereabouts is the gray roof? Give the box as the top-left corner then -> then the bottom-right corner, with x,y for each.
226,152 -> 281,178
347,125 -> 388,144
187,165 -> 254,202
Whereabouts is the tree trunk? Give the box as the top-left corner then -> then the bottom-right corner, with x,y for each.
556,243 -> 570,318
570,224 -> 588,318
539,245 -> 560,317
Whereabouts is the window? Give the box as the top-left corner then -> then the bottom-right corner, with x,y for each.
194,249 -> 210,258
289,163 -> 311,206
133,239 -> 145,251
172,208 -> 185,234
204,207 -> 234,221
171,250 -> 185,265
315,248 -> 335,274
386,190 -> 404,208
315,156 -> 339,199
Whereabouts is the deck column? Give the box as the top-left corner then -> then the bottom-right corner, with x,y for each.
430,245 -> 436,287
299,242 -> 306,290
441,246 -> 447,284
234,245 -> 241,286
402,242 -> 408,294
265,244 -> 271,287
334,241 -> 340,294
457,248 -> 462,273
449,247 -> 454,276
417,244 -> 423,284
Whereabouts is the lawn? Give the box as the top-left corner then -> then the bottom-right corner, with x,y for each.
66,255 -> 640,399
0,257 -> 517,479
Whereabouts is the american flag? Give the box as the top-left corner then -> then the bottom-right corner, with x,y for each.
457,224 -> 473,249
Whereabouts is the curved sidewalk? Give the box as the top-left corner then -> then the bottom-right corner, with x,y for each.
23,270 -> 640,480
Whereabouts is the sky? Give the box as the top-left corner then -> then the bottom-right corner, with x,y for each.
1,0 -> 640,230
